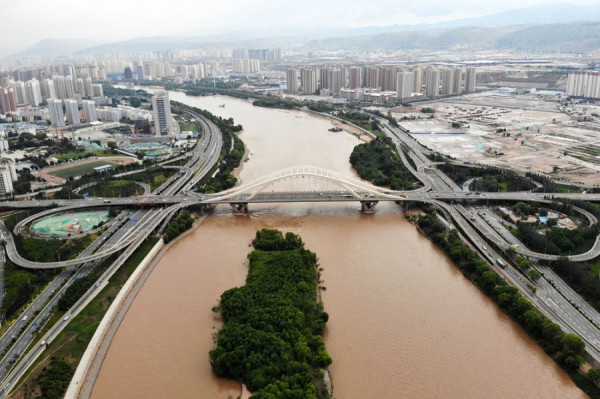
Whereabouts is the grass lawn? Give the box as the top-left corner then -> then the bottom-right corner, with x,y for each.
179,122 -> 199,132
9,237 -> 160,399
124,168 -> 176,190
51,161 -> 117,179
555,184 -> 582,194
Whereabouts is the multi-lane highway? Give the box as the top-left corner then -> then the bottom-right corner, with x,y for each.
3,101 -> 600,396
0,106 -> 224,397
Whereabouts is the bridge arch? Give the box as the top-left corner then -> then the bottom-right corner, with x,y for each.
208,166 -> 403,201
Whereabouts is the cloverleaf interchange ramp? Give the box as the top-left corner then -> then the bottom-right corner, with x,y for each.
4,100 -> 600,399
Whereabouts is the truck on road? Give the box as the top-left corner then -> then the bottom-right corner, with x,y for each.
496,259 -> 506,268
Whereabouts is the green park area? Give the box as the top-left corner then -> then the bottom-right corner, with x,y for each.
52,161 -> 117,179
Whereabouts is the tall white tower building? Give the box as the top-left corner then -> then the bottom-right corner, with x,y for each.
0,159 -> 16,196
40,79 -> 57,101
300,68 -> 318,95
465,67 -> 477,93
82,100 -> 98,122
425,68 -> 440,98
396,71 -> 414,99
349,66 -> 362,89
83,77 -> 93,97
286,69 -> 299,94
152,91 -> 173,135
47,99 -> 65,127
412,66 -> 423,94
64,99 -> 80,125
25,79 -> 42,106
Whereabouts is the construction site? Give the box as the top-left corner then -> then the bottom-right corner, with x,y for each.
393,91 -> 600,186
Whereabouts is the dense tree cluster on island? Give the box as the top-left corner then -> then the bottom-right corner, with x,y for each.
210,229 -> 331,398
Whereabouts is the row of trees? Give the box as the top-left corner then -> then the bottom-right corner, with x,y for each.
210,229 -> 331,398
253,98 -> 298,109
416,211 -> 586,373
58,275 -> 95,311
171,103 -> 245,194
163,210 -> 194,244
350,137 -> 418,190
1,258 -> 57,320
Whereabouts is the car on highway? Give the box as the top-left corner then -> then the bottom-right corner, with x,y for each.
63,315 -> 70,321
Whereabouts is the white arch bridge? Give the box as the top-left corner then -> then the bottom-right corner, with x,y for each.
200,166 -> 411,214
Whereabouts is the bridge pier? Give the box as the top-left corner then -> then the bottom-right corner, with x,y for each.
360,200 -> 379,214
230,202 -> 248,215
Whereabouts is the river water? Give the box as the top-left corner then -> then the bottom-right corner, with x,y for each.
90,91 -> 586,398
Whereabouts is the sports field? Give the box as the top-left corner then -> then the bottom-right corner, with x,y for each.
52,161 -> 116,179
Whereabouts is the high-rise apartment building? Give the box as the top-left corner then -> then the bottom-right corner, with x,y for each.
286,69 -> 299,94
464,67 -> 477,93
0,87 -> 17,114
64,76 -> 75,99
380,67 -> 401,91
64,99 -> 80,125
12,81 -> 27,104
92,84 -> 103,97
25,79 -> 42,106
47,99 -> 65,127
412,66 -> 423,94
452,68 -> 462,94
0,159 -> 17,196
74,78 -> 85,96
425,68 -> 440,98
440,68 -> 454,96
152,91 -> 173,135
300,68 -> 318,94
232,59 -> 260,74
565,71 -> 600,98
84,77 -> 93,97
319,67 -> 346,96
365,67 -> 381,89
349,67 -> 362,89
53,75 -> 67,99
136,64 -> 144,80
396,71 -> 414,99
40,79 -> 57,101
82,100 -> 98,122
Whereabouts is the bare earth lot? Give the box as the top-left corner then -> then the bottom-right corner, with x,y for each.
394,92 -> 600,186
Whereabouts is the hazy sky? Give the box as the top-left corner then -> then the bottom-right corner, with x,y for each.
3,0 -> 598,50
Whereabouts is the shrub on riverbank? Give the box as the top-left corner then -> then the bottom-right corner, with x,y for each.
163,210 -> 194,243
210,229 -> 331,398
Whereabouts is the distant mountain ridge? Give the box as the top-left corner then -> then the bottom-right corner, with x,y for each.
304,22 -> 600,53
4,2 -> 600,58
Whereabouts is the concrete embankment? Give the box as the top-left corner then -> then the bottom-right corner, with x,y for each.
66,214 -> 208,399
64,238 -> 165,399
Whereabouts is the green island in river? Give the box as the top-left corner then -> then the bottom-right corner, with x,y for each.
210,229 -> 332,399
